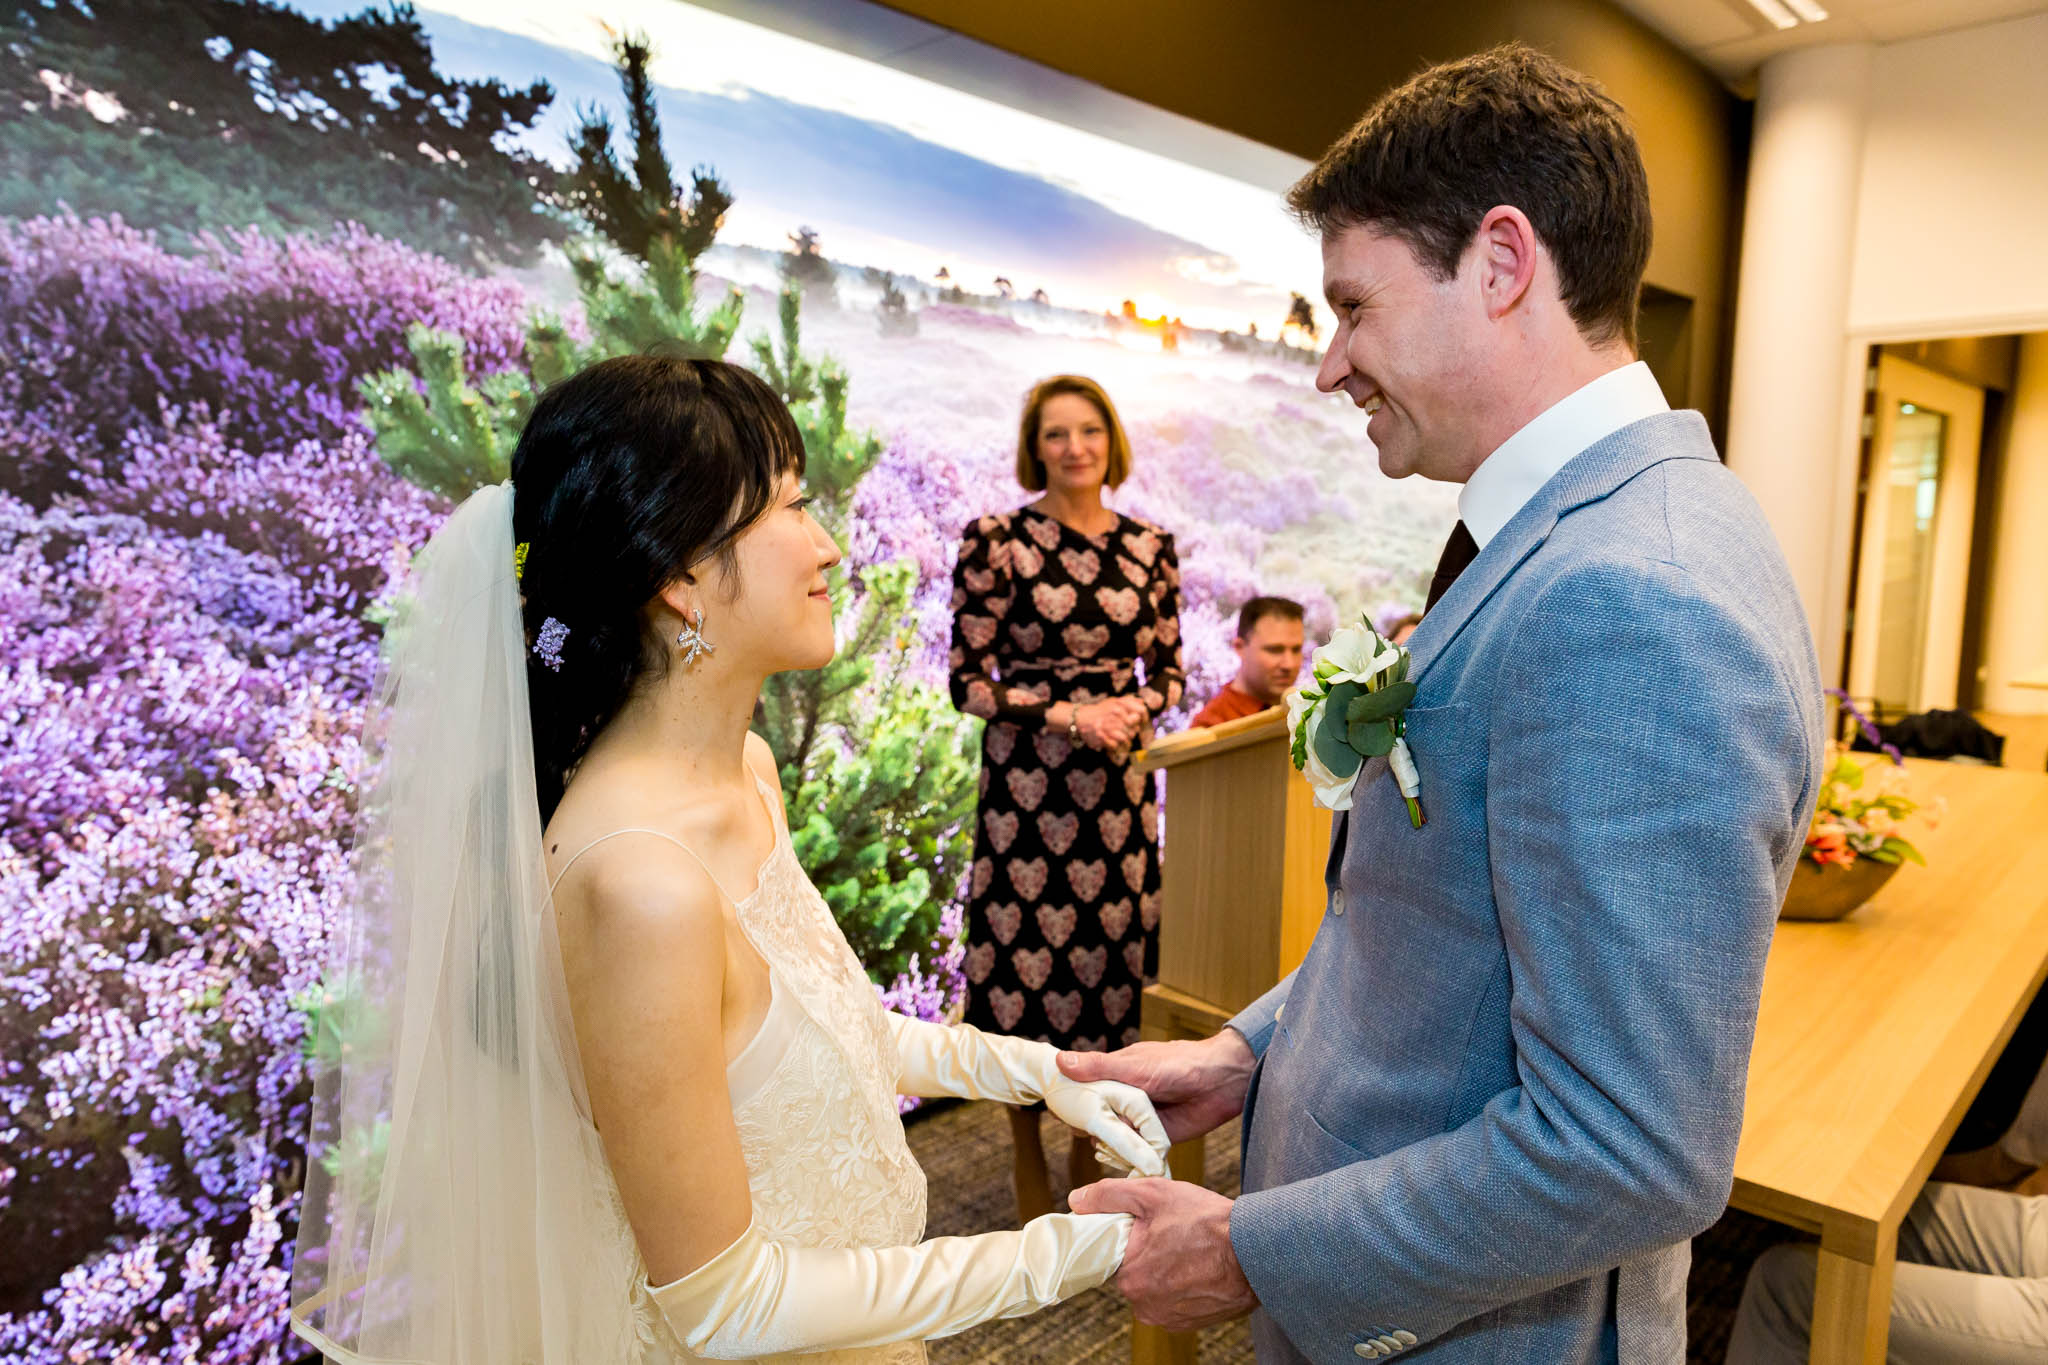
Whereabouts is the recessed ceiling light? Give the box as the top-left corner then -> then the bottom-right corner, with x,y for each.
1743,0 -> 1801,29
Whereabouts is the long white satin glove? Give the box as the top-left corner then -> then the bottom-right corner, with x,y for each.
649,1212 -> 1129,1358
886,1014 -> 1169,1177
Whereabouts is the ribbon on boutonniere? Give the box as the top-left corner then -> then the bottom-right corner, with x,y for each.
1285,615 -> 1424,827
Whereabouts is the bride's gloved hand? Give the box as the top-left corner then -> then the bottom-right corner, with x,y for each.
651,1212 -> 1129,1358
886,1014 -> 1170,1177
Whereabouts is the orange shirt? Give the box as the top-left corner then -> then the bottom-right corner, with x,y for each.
1189,682 -> 1271,729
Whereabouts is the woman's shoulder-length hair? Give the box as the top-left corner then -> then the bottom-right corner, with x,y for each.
1015,374 -> 1132,492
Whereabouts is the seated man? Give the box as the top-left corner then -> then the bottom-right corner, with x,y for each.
1189,596 -> 1303,728
1385,610 -> 1424,646
1726,1181 -> 2048,1363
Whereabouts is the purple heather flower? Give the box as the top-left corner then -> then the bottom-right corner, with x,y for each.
533,616 -> 570,672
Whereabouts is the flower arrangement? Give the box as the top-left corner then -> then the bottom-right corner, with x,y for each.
1284,615 -> 1423,824
1806,743 -> 1933,869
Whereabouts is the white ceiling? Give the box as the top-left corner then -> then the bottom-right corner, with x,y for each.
1610,0 -> 2048,83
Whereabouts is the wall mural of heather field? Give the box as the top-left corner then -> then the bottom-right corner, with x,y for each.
0,1 -> 1456,1357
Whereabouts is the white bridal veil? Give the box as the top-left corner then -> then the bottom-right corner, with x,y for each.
292,483 -> 642,1362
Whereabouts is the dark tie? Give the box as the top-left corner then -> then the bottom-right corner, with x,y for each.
1424,521 -> 1479,612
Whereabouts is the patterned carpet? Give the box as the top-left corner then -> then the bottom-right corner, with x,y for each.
906,1099 -> 1803,1364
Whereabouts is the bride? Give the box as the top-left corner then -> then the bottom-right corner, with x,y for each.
290,354 -> 1169,1363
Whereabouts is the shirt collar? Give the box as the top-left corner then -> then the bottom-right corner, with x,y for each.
1456,361 -> 1669,550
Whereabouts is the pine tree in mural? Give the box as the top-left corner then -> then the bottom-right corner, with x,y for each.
358,31 -> 974,997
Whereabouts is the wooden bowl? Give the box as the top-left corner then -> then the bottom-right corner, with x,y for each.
1779,856 -> 1901,922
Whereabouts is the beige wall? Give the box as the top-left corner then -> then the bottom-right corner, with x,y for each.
874,0 -> 1745,434
1723,14 -> 2048,686
1847,14 -> 2048,339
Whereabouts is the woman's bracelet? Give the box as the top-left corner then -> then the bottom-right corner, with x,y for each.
1066,703 -> 1083,746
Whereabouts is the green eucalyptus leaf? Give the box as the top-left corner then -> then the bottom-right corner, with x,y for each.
1324,679 -> 1365,719
1349,721 -> 1397,757
1313,711 -> 1364,777
1347,681 -> 1416,723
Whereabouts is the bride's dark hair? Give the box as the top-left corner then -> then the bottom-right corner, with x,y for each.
511,353 -> 805,823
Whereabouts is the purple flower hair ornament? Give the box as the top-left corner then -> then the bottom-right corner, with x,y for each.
533,616 -> 569,672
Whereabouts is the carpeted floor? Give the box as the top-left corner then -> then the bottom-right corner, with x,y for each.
906,1099 -> 1804,1364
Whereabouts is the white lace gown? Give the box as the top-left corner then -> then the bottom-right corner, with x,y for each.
604,778 -> 930,1365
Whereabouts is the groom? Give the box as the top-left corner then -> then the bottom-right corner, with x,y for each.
1066,44 -> 1823,1362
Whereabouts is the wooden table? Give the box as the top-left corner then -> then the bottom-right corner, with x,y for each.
1729,757 -> 2048,1363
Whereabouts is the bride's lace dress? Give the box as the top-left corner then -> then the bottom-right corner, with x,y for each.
622,778 -> 929,1365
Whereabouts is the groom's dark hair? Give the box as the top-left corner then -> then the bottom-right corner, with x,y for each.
1288,43 -> 1651,352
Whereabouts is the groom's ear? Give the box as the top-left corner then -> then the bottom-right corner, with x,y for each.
1471,205 -> 1540,322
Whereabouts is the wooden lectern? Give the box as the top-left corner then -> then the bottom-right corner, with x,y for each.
1127,707 -> 1334,1365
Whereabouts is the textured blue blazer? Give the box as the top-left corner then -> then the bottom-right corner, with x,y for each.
1228,411 -> 1824,1363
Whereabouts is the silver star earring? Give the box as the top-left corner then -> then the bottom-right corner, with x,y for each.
675,607 -> 715,667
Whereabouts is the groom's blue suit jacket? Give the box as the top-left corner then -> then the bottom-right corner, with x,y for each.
1228,411 -> 1823,1363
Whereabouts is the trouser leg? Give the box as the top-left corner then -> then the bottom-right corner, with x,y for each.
1727,1186 -> 2048,1365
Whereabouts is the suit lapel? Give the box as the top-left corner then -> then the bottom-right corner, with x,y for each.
1403,412 -> 1719,688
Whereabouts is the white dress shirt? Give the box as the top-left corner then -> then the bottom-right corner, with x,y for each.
1457,361 -> 1670,550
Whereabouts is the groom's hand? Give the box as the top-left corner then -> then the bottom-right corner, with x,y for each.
1057,1029 -> 1255,1143
1070,1177 -> 1256,1331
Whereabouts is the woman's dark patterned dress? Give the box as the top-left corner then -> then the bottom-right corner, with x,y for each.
948,507 -> 1185,1051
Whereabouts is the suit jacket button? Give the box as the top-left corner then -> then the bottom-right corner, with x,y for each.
1376,1335 -> 1401,1351
1330,890 -> 1346,916
1394,1330 -> 1417,1346
1354,1345 -> 1381,1359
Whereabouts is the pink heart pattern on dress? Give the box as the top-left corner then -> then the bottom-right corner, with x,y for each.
1011,542 -> 1044,578
1013,947 -> 1053,991
1032,582 -> 1077,621
1122,530 -> 1158,564
1123,769 -> 1148,803
1027,515 -> 1063,550
1097,809 -> 1131,851
1133,626 -> 1155,654
1156,617 -> 1180,646
987,901 -> 1023,944
1005,685 -> 1046,711
1008,857 -> 1049,900
971,857 -> 993,897
1066,770 -> 1107,810
1005,767 -> 1048,811
986,725 -> 1015,764
1123,941 -> 1147,977
1072,1034 -> 1108,1053
1009,622 -> 1043,652
965,679 -> 996,719
1033,731 -> 1071,769
1101,984 -> 1134,1025
964,566 -> 995,594
1058,547 -> 1100,583
991,987 -> 1026,1031
960,614 -> 997,649
1121,1026 -> 1141,1049
1141,802 -> 1159,843
1069,859 -> 1107,903
1098,898 -> 1133,939
1037,811 -> 1079,856
1042,990 -> 1084,1034
1063,624 -> 1110,659
1116,555 -> 1145,584
1140,891 -> 1162,931
1121,851 -> 1148,893
965,942 -> 995,984
1036,902 -> 1078,948
1069,944 -> 1108,987
984,809 -> 1019,853
1095,586 -> 1141,625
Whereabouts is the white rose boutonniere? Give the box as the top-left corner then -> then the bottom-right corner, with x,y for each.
1285,615 -> 1424,826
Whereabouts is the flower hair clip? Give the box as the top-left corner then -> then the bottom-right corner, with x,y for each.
532,616 -> 569,672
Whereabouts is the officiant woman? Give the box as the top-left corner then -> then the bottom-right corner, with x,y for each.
948,374 -> 1185,1223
